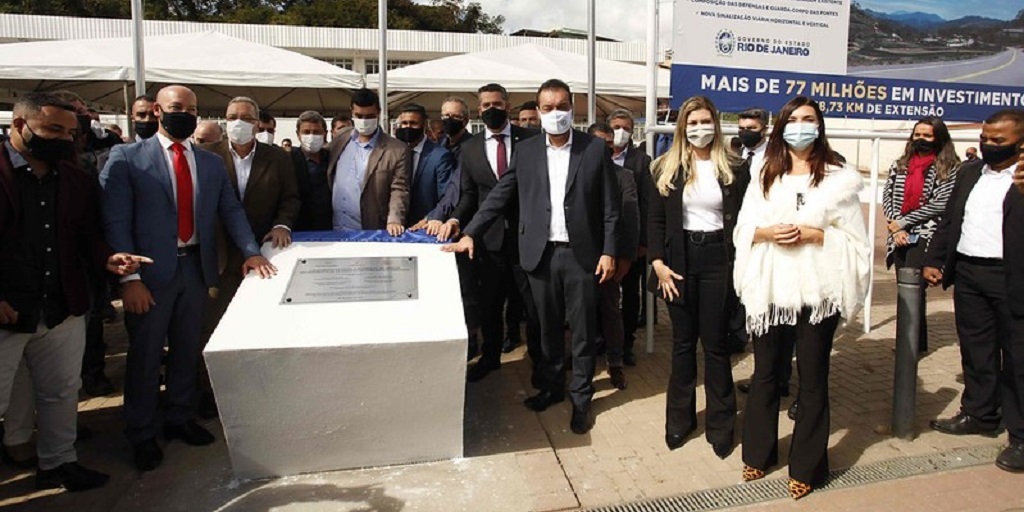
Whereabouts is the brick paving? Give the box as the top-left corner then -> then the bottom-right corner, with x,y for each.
0,207 -> 1019,511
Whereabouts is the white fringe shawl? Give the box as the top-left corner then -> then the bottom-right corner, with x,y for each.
732,164 -> 871,337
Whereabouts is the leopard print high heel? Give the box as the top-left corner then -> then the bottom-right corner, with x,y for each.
742,465 -> 765,482
788,478 -> 813,500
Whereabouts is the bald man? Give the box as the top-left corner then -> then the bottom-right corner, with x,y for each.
193,121 -> 223,145
100,85 -> 276,472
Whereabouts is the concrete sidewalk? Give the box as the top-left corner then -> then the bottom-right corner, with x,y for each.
0,210 -> 1020,512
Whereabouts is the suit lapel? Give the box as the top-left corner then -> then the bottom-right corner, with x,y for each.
146,138 -> 176,206
245,144 -> 270,206
363,140 -> 384,192
477,135 -> 497,185
1005,184 -> 1023,214
327,134 -> 351,187
220,141 -> 239,191
956,165 -> 983,220
565,132 -> 586,193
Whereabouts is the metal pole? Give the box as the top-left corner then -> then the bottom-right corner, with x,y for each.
587,0 -> 596,125
644,0 -> 659,354
130,0 -> 146,95
892,267 -> 922,439
378,0 -> 388,126
865,137 -> 880,334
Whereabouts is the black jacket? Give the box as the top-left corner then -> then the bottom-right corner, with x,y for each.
290,148 -> 333,231
621,146 -> 653,248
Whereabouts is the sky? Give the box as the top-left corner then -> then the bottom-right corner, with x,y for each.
413,0 -> 675,44
857,0 -> 1021,21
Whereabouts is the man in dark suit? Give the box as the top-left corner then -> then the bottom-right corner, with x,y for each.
924,109 -> 1024,473
437,83 -> 541,382
101,85 -> 276,472
326,89 -> 410,235
393,103 -> 455,226
291,110 -> 334,231
445,79 -> 621,434
606,109 -> 653,365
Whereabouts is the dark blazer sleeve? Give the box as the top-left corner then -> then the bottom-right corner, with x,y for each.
632,151 -> 653,248
646,173 -> 668,263
271,148 -> 301,229
923,171 -> 962,272
428,164 -> 460,221
601,146 -> 621,258
213,156 -> 260,259
435,149 -> 456,201
464,152 -> 518,240
616,166 -> 640,258
452,150 -> 480,226
99,144 -> 136,254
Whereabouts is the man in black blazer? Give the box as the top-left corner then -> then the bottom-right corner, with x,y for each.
445,79 -> 621,434
438,84 -> 541,383
290,110 -> 334,231
924,109 -> 1024,473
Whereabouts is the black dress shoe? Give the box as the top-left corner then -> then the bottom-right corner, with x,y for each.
466,360 -> 499,382
198,391 -> 219,420
501,335 -> 520,353
712,442 -> 734,459
996,441 -> 1024,473
466,335 -> 480,361
609,367 -> 628,390
665,431 -> 691,451
623,352 -> 637,367
133,439 -> 163,472
930,412 -> 1001,437
524,391 -> 565,412
36,462 -> 110,492
81,373 -> 116,397
164,421 -> 215,446
570,406 -> 594,435
787,401 -> 799,421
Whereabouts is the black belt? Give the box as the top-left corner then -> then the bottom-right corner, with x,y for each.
549,241 -> 571,249
176,245 -> 200,257
684,230 -> 725,246
957,253 -> 1003,267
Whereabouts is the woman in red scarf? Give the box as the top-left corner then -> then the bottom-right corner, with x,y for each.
882,117 -> 960,352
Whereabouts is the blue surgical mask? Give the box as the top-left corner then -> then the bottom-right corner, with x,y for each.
783,123 -> 819,151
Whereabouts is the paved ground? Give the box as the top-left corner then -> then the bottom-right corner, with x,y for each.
0,208 -> 1021,511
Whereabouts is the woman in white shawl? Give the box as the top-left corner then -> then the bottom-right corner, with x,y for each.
734,97 -> 870,499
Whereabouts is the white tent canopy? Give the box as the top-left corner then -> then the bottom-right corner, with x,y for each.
0,31 -> 363,115
367,43 -> 669,96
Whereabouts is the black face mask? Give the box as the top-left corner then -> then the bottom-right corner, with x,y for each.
480,107 -> 508,131
980,142 -> 1021,167
737,130 -> 764,149
160,111 -> 198,140
912,138 -> 938,154
442,117 -> 465,137
394,127 -> 423,145
22,125 -> 76,164
134,120 -> 158,139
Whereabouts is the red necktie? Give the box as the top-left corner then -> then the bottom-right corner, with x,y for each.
171,143 -> 194,244
494,134 -> 507,177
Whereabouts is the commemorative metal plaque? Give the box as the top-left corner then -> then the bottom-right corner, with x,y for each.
281,257 -> 418,305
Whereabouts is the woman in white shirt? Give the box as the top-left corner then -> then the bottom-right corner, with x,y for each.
648,96 -> 751,459
733,96 -> 870,499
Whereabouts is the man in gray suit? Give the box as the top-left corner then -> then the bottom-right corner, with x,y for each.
101,85 -> 276,472
445,79 -> 621,434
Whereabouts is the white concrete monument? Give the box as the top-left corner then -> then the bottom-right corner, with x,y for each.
205,240 -> 466,479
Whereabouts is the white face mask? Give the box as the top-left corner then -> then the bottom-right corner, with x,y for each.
686,125 -> 715,149
540,109 -> 573,135
226,119 -> 255,145
352,117 -> 379,136
612,128 -> 632,149
255,131 -> 274,145
300,134 -> 325,153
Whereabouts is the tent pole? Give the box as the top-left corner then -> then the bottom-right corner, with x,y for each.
587,0 -> 596,125
378,0 -> 388,127
131,0 -> 145,94
644,0 -> 659,355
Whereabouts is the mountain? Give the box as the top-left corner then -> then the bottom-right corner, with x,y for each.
938,15 -> 1005,31
876,11 -> 946,30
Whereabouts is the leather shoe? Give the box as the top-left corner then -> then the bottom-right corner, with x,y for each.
996,441 -> 1024,473
466,360 -> 499,382
712,441 -> 734,459
198,391 -> 219,420
36,462 -> 109,492
466,334 -> 480,361
787,401 -> 799,421
609,367 -> 628,390
570,406 -> 594,434
929,412 -> 1001,437
501,335 -> 520,353
164,421 -> 215,446
665,430 -> 692,451
81,373 -> 115,397
133,439 -> 163,472
524,391 -> 565,412
737,382 -> 789,397
623,352 -> 637,367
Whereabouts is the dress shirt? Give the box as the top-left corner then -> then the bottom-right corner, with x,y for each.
155,132 -> 198,247
612,146 -> 628,168
411,136 -> 427,183
746,140 -> 767,176
485,123 -> 512,178
229,143 -> 256,201
682,159 -> 724,231
546,132 -> 573,243
332,129 -> 379,230
957,163 -> 1015,258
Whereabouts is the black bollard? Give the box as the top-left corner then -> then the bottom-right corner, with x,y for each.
892,267 -> 922,439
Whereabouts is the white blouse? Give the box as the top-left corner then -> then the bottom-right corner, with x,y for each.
682,159 -> 725,231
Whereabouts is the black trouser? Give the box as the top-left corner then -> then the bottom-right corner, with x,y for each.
894,243 -> 929,351
81,272 -> 110,379
743,310 -> 839,485
476,244 -> 540,368
528,244 -> 598,410
953,259 -> 1012,426
664,240 -> 735,444
622,256 -> 645,354
456,252 -> 481,335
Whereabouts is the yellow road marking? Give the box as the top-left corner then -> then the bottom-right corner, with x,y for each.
941,49 -> 1018,82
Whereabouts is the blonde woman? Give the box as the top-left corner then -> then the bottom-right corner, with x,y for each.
734,96 -> 870,499
648,96 -> 751,458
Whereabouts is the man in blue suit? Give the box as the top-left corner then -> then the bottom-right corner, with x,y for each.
101,85 -> 276,472
394,104 -> 455,226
